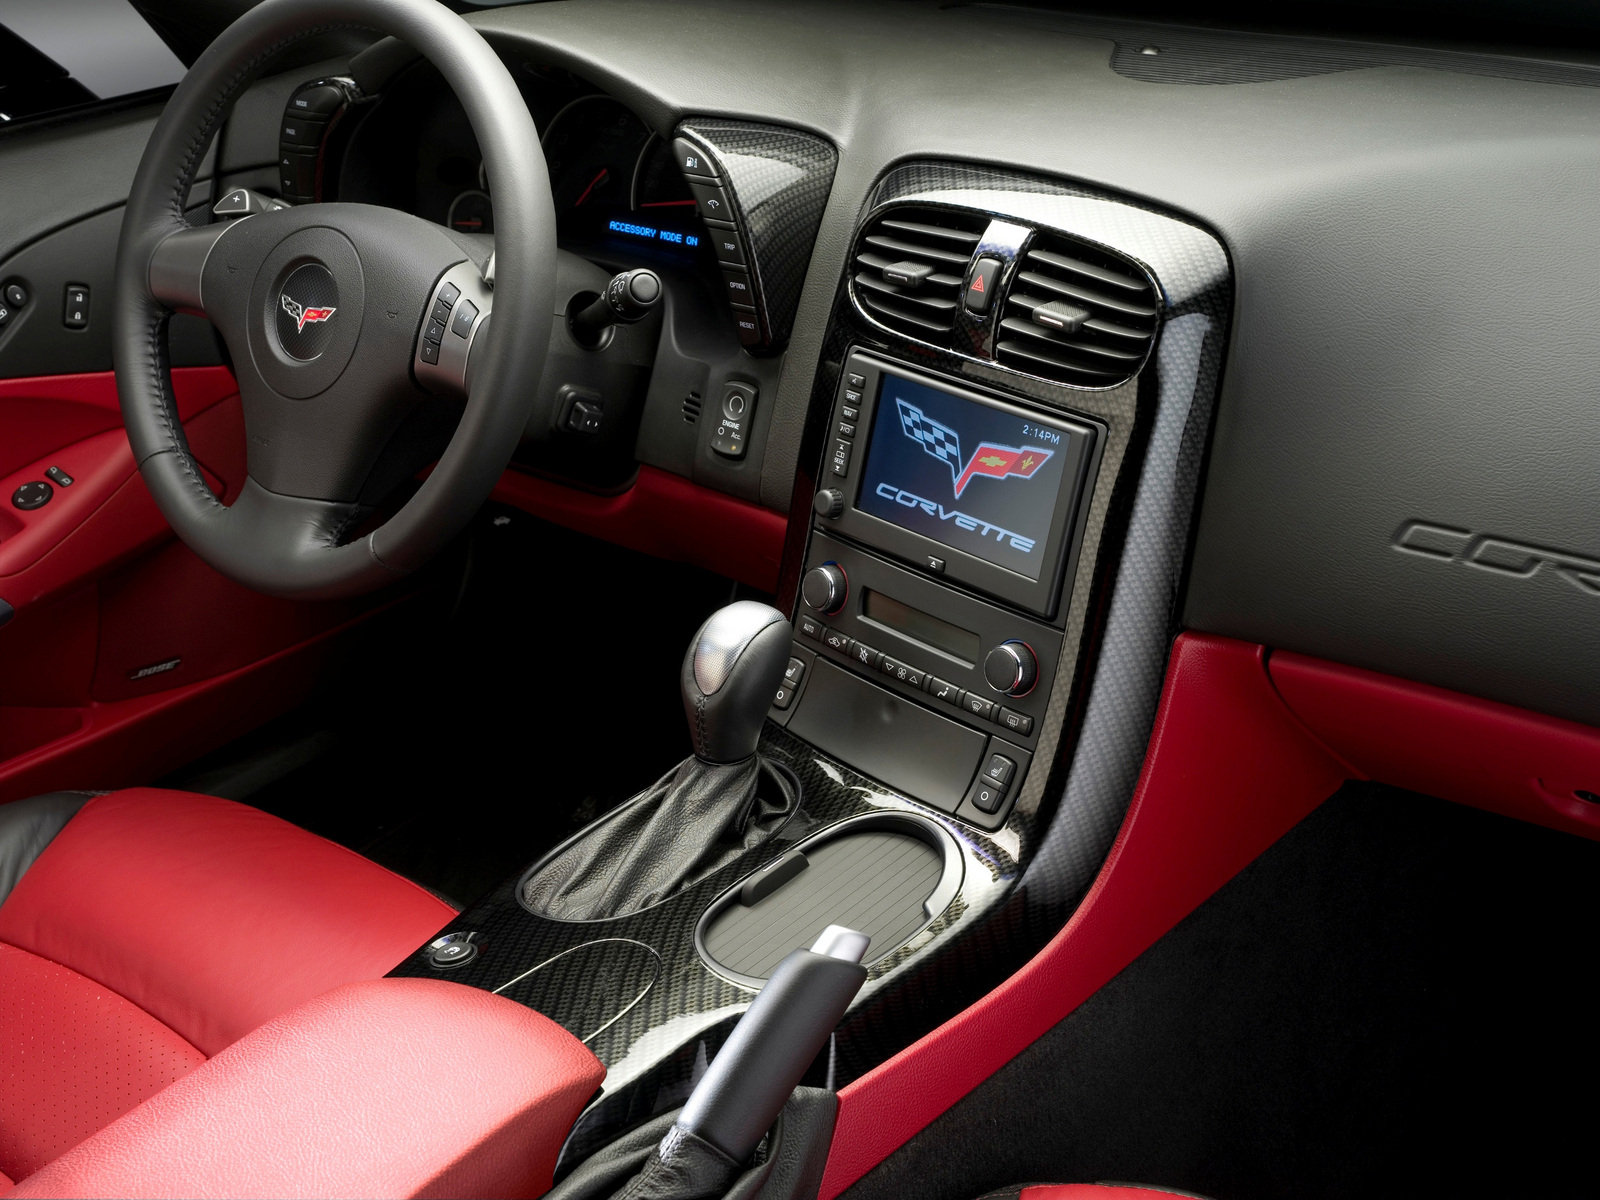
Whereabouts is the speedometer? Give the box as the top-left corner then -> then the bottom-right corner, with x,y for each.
541,95 -> 650,213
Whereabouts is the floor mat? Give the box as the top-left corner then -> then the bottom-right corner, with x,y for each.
163,506 -> 743,906
844,783 -> 1600,1200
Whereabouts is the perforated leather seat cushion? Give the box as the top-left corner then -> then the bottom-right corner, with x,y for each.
0,788 -> 456,1183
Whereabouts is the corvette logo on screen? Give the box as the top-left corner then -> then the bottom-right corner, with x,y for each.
280,294 -> 337,333
896,399 -> 1053,498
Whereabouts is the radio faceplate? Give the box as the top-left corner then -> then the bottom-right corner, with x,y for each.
818,349 -> 1102,620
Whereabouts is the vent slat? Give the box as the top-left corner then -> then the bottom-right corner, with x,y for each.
853,205 -> 986,339
862,233 -> 973,269
1023,245 -> 1149,292
1013,271 -> 1158,321
996,232 -> 1159,387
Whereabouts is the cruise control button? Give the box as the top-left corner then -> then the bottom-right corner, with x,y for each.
981,753 -> 1016,788
927,677 -> 962,705
430,297 -> 454,326
449,299 -> 478,338
997,707 -> 1034,737
961,692 -> 996,721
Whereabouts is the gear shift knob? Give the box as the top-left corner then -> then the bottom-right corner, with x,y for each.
682,601 -> 790,763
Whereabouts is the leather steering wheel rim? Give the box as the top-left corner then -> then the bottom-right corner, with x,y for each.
113,0 -> 555,599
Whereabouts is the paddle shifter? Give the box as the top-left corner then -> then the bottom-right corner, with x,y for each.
521,602 -> 797,921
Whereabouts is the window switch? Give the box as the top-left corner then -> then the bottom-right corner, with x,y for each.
64,284 -> 90,330
45,466 -> 73,487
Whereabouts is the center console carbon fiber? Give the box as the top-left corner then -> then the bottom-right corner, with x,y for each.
390,159 -> 1231,1174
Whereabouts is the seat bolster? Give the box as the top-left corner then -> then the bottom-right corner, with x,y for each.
0,788 -> 457,1055
0,793 -> 92,907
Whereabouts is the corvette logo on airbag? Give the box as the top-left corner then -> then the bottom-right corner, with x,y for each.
280,293 -> 337,333
896,399 -> 1053,498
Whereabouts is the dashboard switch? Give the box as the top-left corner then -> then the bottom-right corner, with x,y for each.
706,225 -> 746,268
965,257 -> 1001,314
672,137 -> 718,179
63,284 -> 89,329
721,269 -> 756,308
289,84 -> 345,116
689,179 -> 733,222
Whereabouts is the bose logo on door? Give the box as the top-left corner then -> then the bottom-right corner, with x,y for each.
1393,520 -> 1600,597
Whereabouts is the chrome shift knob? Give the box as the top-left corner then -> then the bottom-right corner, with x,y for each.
681,601 -> 789,763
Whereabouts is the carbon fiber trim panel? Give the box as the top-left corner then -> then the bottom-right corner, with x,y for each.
392,161 -> 1230,1176
676,119 -> 837,350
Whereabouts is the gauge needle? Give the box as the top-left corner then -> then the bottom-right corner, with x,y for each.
640,199 -> 698,208
574,168 -> 609,207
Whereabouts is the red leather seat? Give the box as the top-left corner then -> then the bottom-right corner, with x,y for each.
0,788 -> 458,1187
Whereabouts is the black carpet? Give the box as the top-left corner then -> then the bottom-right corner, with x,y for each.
163,505 -> 743,906
844,783 -> 1600,1200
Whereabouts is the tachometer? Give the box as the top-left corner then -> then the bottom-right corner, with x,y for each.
541,94 -> 650,213
446,189 -> 493,234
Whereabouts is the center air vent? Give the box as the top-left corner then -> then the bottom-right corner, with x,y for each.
996,233 -> 1159,387
852,206 -> 986,339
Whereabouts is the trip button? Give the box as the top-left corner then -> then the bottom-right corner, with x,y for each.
997,707 -> 1034,737
960,692 -> 996,721
705,225 -> 746,268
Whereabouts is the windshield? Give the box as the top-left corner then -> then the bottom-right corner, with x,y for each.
0,0 -> 185,127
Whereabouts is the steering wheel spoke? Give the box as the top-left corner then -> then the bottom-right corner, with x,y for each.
414,258 -> 495,399
147,222 -> 231,316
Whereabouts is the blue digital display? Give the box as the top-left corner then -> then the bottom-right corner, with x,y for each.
608,219 -> 701,249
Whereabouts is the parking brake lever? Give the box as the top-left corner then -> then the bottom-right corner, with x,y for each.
677,925 -> 869,1165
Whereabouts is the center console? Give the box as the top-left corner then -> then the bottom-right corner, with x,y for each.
388,159 -> 1232,1178
771,349 -> 1103,830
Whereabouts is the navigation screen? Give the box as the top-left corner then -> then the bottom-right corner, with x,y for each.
856,372 -> 1075,581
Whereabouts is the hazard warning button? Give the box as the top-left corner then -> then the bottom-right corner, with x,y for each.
965,256 -> 1001,315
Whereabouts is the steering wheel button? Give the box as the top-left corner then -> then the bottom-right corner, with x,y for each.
429,297 -> 453,325
419,339 -> 440,365
290,84 -> 344,115
438,281 -> 461,306
425,318 -> 446,343
449,298 -> 478,338
12,481 -> 53,511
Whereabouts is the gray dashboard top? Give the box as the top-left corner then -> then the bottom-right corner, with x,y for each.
463,0 -> 1600,726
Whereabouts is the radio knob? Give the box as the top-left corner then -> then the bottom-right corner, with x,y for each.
983,641 -> 1038,697
801,563 -> 848,615
813,488 -> 845,519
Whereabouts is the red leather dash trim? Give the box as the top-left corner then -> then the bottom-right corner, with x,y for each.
1269,650 -> 1600,841
819,634 -> 1347,1196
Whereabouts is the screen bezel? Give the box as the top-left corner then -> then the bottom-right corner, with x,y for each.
827,351 -> 1100,619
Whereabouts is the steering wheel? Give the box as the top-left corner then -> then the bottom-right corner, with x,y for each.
113,0 -> 555,599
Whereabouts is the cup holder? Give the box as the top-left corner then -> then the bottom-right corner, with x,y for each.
695,812 -> 963,988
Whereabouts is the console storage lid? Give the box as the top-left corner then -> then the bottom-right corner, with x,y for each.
11,977 -> 605,1199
